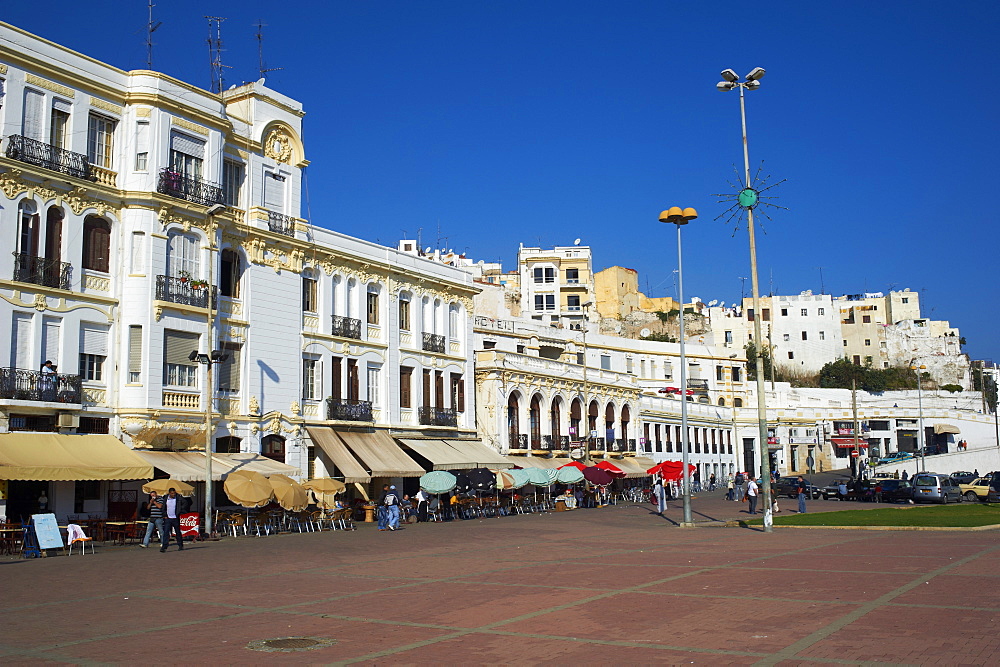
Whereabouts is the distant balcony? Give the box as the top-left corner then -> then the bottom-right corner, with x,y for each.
327,398 -> 373,422
267,211 -> 295,237
509,433 -> 528,449
419,406 -> 458,427
591,437 -> 606,448
12,253 -> 72,290
531,434 -> 545,450
5,135 -> 91,180
627,438 -> 637,452
0,367 -> 82,404
422,333 -> 446,353
687,378 -> 709,393
156,275 -> 217,309
157,168 -> 224,207
554,435 -> 571,451
331,316 -> 362,340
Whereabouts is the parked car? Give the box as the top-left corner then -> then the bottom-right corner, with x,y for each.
773,477 -> 822,499
877,452 -> 914,465
986,473 -> 1000,503
911,473 -> 963,504
951,471 -> 978,485
820,481 -> 856,501
959,478 -> 990,502
871,479 -> 915,504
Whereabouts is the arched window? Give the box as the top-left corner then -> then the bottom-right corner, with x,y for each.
45,207 -> 63,263
718,397 -> 727,407
167,230 -> 199,278
507,393 -> 521,448
83,216 -> 111,272
734,398 -> 743,407
550,397 -> 562,438
529,395 -> 542,447
219,248 -> 242,298
17,200 -> 39,256
570,398 -> 582,437
262,434 -> 286,462
216,436 -> 241,453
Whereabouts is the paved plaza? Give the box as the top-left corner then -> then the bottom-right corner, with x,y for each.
2,497 -> 998,665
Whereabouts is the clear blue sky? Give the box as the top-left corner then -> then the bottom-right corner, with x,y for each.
7,2 -> 999,361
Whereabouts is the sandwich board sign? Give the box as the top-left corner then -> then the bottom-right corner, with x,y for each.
31,513 -> 64,550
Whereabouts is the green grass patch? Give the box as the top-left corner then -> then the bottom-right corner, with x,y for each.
744,503 -> 1000,528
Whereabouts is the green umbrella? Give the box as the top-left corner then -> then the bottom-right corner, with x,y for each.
509,468 -> 531,489
420,470 -> 458,495
556,466 -> 585,484
525,468 -> 556,487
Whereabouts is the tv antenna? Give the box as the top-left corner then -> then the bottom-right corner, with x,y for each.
255,20 -> 283,81
144,1 -> 162,69
738,276 -> 748,300
205,16 -> 231,94
815,266 -> 826,294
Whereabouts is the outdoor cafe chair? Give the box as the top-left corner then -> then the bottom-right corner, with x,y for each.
66,524 -> 94,555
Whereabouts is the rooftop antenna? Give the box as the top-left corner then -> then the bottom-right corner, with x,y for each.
255,20 -> 283,81
815,266 -> 826,294
144,1 -> 162,69
738,276 -> 748,301
205,16 -> 231,94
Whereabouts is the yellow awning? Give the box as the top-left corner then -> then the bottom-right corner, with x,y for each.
0,434 -> 153,481
933,423 -> 960,435
398,439 -> 471,471
212,453 -> 301,478
136,450 -> 223,481
506,456 -> 571,470
614,457 -> 654,478
336,430 -> 424,478
306,427 -> 370,483
442,439 -> 514,469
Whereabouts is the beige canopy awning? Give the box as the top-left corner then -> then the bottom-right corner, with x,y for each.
306,427 -> 370,483
136,450 -> 223,481
611,457 -> 650,478
336,430 -> 424,478
0,434 -> 153,481
212,453 -> 301,478
398,439 -> 471,471
506,456 -> 572,470
933,423 -> 961,435
442,439 -> 514,469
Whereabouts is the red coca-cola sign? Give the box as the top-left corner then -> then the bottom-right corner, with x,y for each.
179,513 -> 200,538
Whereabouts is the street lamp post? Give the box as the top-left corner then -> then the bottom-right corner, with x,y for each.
190,349 -> 229,536
717,67 -> 774,532
911,364 -> 927,474
660,206 -> 697,526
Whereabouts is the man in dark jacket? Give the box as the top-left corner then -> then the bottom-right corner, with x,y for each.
377,484 -> 390,531
160,488 -> 189,552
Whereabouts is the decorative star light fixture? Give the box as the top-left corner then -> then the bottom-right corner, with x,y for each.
712,163 -> 788,233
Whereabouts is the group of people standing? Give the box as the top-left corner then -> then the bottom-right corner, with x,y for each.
140,488 -> 190,551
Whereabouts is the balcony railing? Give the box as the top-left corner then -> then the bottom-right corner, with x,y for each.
157,168 -> 225,207
12,253 -> 72,290
627,438 -> 637,452
331,316 -> 362,340
156,275 -> 217,309
591,437 -> 606,448
0,367 -> 82,404
327,398 -> 373,422
422,333 -> 446,353
419,406 -> 458,427
5,135 -> 91,180
555,435 -> 571,450
687,378 -> 710,392
509,433 -> 528,449
532,434 -> 546,449
267,211 -> 295,237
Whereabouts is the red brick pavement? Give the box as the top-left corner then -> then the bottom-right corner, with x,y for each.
1,497 -> 997,665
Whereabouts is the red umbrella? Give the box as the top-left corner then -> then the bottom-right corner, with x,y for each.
595,460 -> 626,478
646,460 -> 695,481
582,466 -> 615,486
558,460 -> 587,471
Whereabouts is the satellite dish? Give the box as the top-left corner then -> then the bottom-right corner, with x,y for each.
708,300 -> 718,307
640,328 -> 651,338
424,247 -> 432,254
574,238 -> 581,246
478,260 -> 485,266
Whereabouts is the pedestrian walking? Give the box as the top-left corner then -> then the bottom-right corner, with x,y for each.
901,470 -> 908,481
709,473 -> 717,491
726,479 -> 735,501
653,478 -> 666,513
159,488 -> 187,552
746,477 -> 759,514
796,475 -> 808,514
377,484 -> 390,530
384,485 -> 401,530
693,469 -> 701,493
415,488 -> 429,523
141,491 -> 164,548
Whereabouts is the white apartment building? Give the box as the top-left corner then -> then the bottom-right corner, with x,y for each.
0,22 -> 479,520
517,243 -> 595,330
760,292 -> 843,373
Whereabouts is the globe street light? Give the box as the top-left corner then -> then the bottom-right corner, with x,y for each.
717,67 -> 774,532
659,206 -> 697,526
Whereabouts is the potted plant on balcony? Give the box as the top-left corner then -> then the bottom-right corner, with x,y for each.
177,270 -> 191,284
189,279 -> 208,290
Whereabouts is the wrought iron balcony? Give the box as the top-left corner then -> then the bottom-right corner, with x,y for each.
326,398 -> 373,422
509,433 -> 528,449
13,253 -> 72,290
591,437 -> 606,448
0,367 -> 82,404
5,135 -> 92,180
331,316 -> 362,340
156,275 -> 217,309
422,333 -> 446,353
157,168 -> 225,207
419,406 -> 458,427
531,435 -> 546,449
267,211 -> 295,237
687,378 -> 709,392
627,438 -> 637,452
555,435 -> 571,451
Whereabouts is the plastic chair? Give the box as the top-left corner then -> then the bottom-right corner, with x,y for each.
67,524 -> 94,555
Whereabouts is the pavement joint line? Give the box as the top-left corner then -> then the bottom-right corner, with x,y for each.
335,535 -> 865,665
754,540 -> 1000,666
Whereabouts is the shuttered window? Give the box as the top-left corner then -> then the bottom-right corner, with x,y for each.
167,231 -> 199,278
217,342 -> 241,393
22,89 -> 44,141
82,216 -> 111,272
263,170 -> 285,211
78,322 -> 108,382
41,317 -> 60,367
128,325 -> 142,382
169,132 -> 204,179
163,330 -> 199,387
399,366 -> 412,408
12,313 -> 33,369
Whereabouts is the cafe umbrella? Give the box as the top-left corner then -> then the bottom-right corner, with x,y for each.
302,478 -> 347,509
595,460 -> 626,478
556,466 -> 585,484
466,467 -> 496,492
420,470 -> 458,495
142,479 -> 195,497
582,466 -> 615,487
524,467 -> 556,505
223,470 -> 273,508
268,474 -> 310,512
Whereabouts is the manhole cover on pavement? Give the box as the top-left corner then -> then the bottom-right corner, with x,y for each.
246,637 -> 336,653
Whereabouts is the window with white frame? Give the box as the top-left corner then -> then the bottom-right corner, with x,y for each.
801,308 -> 808,316
367,288 -> 379,325
22,89 -> 44,141
302,275 -> 318,312
128,325 -> 142,383
263,169 -> 285,211
818,307 -> 825,315
166,231 -> 199,278
534,294 -> 555,311
819,331 -> 825,340
78,323 -> 108,382
600,355 -> 611,370
169,131 -> 203,179
134,120 -> 149,171
87,113 -> 116,169
449,304 -> 459,339
367,363 -> 381,406
49,99 -> 70,149
398,294 -> 411,331
222,159 -> 244,207
302,357 -> 320,400
163,330 -> 199,387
